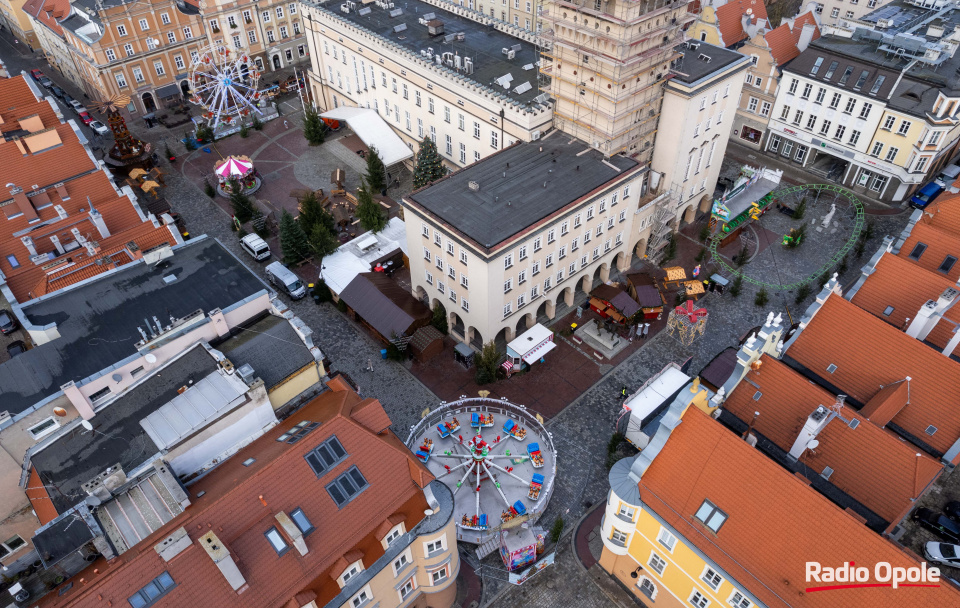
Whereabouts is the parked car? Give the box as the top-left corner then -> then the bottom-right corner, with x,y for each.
89,121 -> 109,136
6,340 -> 26,358
78,111 -> 94,125
0,309 -> 16,335
240,233 -> 271,261
911,181 -> 945,209
913,507 -> 960,543
924,542 -> 960,568
63,93 -> 76,106
50,86 -> 64,99
265,261 -> 306,299
38,77 -> 52,88
944,501 -> 960,521
68,99 -> 83,113
29,69 -> 44,81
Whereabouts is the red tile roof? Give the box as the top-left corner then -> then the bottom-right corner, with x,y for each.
715,0 -> 768,46
897,220 -> 960,281
638,407 -> 960,608
849,251 -> 959,336
859,381 -> 911,427
918,192 -> 960,237
723,355 -> 942,523
765,11 -> 821,65
786,293 -> 960,457
23,0 -> 69,36
40,378 -> 436,608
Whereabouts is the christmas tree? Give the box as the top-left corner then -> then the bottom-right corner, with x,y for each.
308,223 -> 340,261
279,209 -> 311,264
230,182 -> 256,224
356,180 -> 387,233
364,146 -> 387,193
413,136 -> 446,189
303,107 -> 326,146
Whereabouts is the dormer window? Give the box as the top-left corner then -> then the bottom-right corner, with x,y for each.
385,524 -> 404,546
341,561 -> 364,585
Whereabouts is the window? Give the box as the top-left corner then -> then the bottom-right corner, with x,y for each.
90,386 -> 112,403
618,504 -> 635,519
290,2 -> 297,13
232,34 -> 241,49
831,7 -> 839,16
503,302 -> 512,317
462,299 -> 469,312
532,260 -> 540,275
327,466 -> 369,507
787,79 -> 798,95
829,92 -> 841,109
267,30 -> 275,42
290,508 -> 315,535
473,121 -> 481,138
399,577 -> 416,600
504,254 -> 513,269
806,114 -> 816,130
792,110 -> 803,125
115,72 -> 128,88
848,130 -> 861,146
133,67 -> 144,83
28,417 -> 59,440
126,572 -> 175,608
870,141 -> 883,157
425,536 -> 445,555
279,25 -> 288,38
106,49 -> 116,61
859,102 -> 872,119
491,130 -> 499,149
833,125 -> 846,141
183,26 -> 192,39
702,567 -> 724,591
898,120 -> 912,135
432,566 -> 449,584
801,83 -> 812,99
304,436 -> 347,477
460,275 -> 468,288
611,528 -> 628,545
882,115 -> 896,130
248,30 -> 257,44
425,271 -> 433,285
459,143 -> 466,164
780,105 -> 790,120
885,146 -> 899,162
810,57 -> 824,75
161,12 -> 170,24
755,77 -> 762,88
639,578 -> 657,599
929,131 -> 943,146
460,250 -> 468,264
846,10 -> 854,18
690,590 -> 710,608
844,97 -> 856,113
728,591 -> 753,608
870,75 -> 886,95
518,270 -> 526,284
146,38 -> 157,50
428,97 -> 434,113
648,553 -> 667,575
657,527 -> 677,551
262,10 -> 271,21
415,90 -> 421,106
265,527 -> 289,555
854,70 -> 870,89
117,24 -> 127,36
760,101 -> 771,117
815,87 -> 826,103
351,588 -> 370,608
940,255 -> 957,274
915,156 -> 929,173
393,553 -> 410,574
504,278 -> 513,293
747,97 -> 758,112
459,114 -> 465,131
695,500 -> 728,532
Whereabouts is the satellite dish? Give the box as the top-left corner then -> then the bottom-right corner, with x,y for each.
53,407 -> 67,417
111,373 -> 122,382
145,354 -> 157,364
807,439 -> 820,450
81,420 -> 93,431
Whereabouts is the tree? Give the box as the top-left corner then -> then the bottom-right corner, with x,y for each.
794,284 -> 812,305
754,286 -> 769,308
356,181 -> 387,233
307,223 -> 340,261
431,303 -> 448,334
793,198 -> 807,221
549,517 -> 565,543
298,191 -> 328,232
413,136 -> 446,189
475,341 -> 503,385
365,146 -> 387,193
734,245 -> 750,267
303,106 -> 326,146
730,275 -> 743,297
279,209 -> 311,264
698,224 -> 711,242
230,183 -> 256,224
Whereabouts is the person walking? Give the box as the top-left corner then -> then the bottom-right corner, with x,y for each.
620,386 -> 627,400
366,358 -> 373,372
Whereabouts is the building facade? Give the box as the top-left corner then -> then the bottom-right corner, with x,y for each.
301,0 -> 551,170
200,0 -> 308,73
402,136 -> 666,349
0,0 -> 37,48
541,0 -> 697,162
22,0 -> 85,89
651,42 -> 749,221
809,0 -> 888,27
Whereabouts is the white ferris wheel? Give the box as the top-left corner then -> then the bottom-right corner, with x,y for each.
188,44 -> 264,131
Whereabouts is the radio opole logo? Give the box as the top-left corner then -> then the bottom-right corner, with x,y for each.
805,561 -> 941,592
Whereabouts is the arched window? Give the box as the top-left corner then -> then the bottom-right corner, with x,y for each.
700,31 -> 707,41
639,577 -> 657,600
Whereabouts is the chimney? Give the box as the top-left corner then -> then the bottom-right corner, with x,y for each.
796,22 -> 817,53
89,207 -> 111,239
905,287 -> 959,340
275,512 -> 308,556
61,380 -> 96,420
50,235 -> 65,255
788,405 -> 833,459
54,204 -> 68,220
198,531 -> 247,592
20,235 -> 37,256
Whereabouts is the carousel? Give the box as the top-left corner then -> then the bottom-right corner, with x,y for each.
406,397 -> 557,546
215,155 -> 261,196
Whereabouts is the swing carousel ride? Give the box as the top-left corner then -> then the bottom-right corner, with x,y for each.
188,43 -> 264,134
407,398 -> 557,545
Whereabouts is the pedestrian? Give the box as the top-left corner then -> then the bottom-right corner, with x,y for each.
283,120 -> 289,129
642,323 -> 650,338
366,358 -> 373,372
620,386 -> 627,399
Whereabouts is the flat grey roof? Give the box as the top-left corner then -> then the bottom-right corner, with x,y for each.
215,314 -> 316,390
310,0 -> 548,107
31,346 -> 218,514
671,41 -> 746,85
0,238 -> 268,417
406,136 -> 638,249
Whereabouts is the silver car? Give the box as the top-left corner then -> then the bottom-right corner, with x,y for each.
89,121 -> 109,136
924,542 -> 960,568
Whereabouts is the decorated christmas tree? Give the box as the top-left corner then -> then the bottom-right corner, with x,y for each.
279,209 -> 310,264
413,136 -> 446,189
356,180 -> 387,233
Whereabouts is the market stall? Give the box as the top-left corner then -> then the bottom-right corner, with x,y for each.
625,273 -> 664,320
589,284 -> 641,323
506,324 -> 556,372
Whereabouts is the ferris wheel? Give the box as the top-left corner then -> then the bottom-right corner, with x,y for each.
188,44 -> 264,131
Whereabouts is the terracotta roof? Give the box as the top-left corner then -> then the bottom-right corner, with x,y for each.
0,76 -> 58,131
40,378 -> 436,608
765,11 -> 820,65
849,251 -> 959,334
897,220 -> 960,281
25,467 -> 59,526
637,407 -> 960,608
919,193 -> 960,237
24,0 -> 69,36
859,381 -> 910,427
786,294 -> 960,457
349,398 -> 393,435
723,355 -> 942,523
715,0 -> 768,46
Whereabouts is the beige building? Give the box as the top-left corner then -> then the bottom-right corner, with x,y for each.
301,0 -> 552,170
807,0 -> 888,26
540,0 -> 696,162
201,0 -> 307,73
22,0 -> 85,88
0,0 -> 37,48
402,134 -> 668,349
418,0 -> 545,34
651,42 -> 750,221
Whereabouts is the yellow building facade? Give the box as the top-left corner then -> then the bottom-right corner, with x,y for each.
687,7 -> 721,47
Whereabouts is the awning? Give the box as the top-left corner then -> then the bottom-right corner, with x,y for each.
522,340 -> 556,364
320,107 -> 414,167
156,83 -> 181,99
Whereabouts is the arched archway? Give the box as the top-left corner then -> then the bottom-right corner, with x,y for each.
681,204 -> 696,226
558,286 -> 574,307
468,327 -> 483,350
613,250 -> 629,272
272,54 -> 282,69
536,298 -> 555,321
495,327 -> 513,351
142,92 -> 157,113
450,312 -> 465,339
430,298 -> 442,314
413,286 -> 428,305
179,80 -> 191,97
699,193 -> 712,213
579,274 -> 592,296
594,262 -> 610,284
632,238 -> 648,264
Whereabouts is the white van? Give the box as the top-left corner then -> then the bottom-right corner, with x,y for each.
265,261 -> 307,299
240,234 -> 271,261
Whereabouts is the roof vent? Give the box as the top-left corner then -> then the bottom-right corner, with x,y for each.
237,363 -> 255,385
468,181 -> 480,192
698,54 -> 712,63
826,363 -> 837,373
821,466 -> 834,480
811,406 -> 829,422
